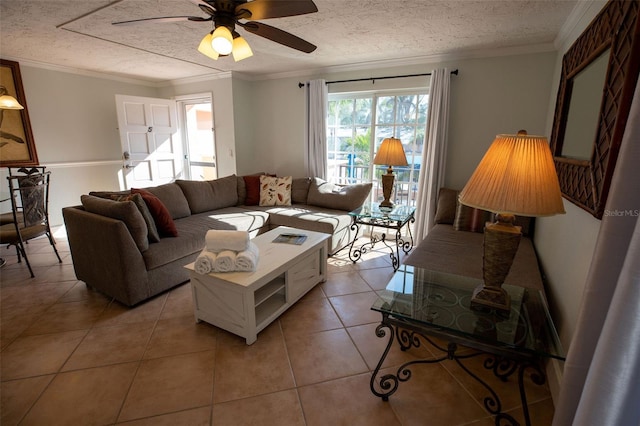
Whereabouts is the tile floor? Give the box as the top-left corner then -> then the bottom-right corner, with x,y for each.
0,227 -> 556,425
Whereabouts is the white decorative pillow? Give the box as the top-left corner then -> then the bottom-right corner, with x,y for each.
259,175 -> 292,206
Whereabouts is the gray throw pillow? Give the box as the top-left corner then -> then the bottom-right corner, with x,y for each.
145,183 -> 191,219
307,178 -> 372,211
434,188 -> 459,225
291,177 -> 312,204
110,193 -> 161,243
81,194 -> 149,251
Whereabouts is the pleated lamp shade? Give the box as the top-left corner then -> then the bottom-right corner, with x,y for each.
459,131 -> 565,217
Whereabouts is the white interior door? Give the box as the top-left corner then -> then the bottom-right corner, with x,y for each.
116,94 -> 183,189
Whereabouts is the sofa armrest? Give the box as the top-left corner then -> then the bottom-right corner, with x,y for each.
62,206 -> 150,305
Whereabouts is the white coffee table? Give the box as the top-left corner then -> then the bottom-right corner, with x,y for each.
185,226 -> 330,344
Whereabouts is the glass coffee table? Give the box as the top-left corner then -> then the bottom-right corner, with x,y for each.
370,265 -> 565,426
348,203 -> 416,271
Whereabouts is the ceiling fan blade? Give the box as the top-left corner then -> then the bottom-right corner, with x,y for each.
112,16 -> 209,26
242,21 -> 316,53
236,0 -> 317,20
187,0 -> 216,16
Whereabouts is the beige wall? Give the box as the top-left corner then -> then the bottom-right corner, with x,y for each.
1,66 -> 159,225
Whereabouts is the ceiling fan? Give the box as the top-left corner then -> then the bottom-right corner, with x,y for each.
113,0 -> 318,62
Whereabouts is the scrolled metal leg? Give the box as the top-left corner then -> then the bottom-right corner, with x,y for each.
370,319 -> 398,401
454,355 -> 519,426
518,362 -> 546,426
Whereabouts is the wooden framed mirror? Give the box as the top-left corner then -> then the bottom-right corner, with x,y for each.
550,0 -> 640,219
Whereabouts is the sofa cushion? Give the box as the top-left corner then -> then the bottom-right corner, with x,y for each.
175,180 -> 215,213
131,188 -> 178,237
144,183 -> 191,219
111,193 -> 161,243
209,174 -> 239,209
259,175 -> 292,206
291,177 -> 312,204
307,178 -> 372,211
81,194 -> 149,252
453,202 -> 492,233
434,188 -> 459,225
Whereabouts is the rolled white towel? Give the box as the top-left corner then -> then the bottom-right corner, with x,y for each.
214,250 -> 237,272
194,249 -> 217,275
205,230 -> 249,252
235,242 -> 259,272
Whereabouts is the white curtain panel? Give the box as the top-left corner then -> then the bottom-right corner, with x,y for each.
304,79 -> 328,179
414,68 -> 451,244
553,80 -> 640,425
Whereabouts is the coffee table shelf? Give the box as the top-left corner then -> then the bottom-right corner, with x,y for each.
185,227 -> 329,344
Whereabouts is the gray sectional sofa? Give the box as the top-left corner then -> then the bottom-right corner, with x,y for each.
62,174 -> 372,306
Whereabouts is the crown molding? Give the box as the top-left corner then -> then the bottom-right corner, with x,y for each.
554,0 -> 607,53
249,42 -> 557,82
1,55 -> 159,87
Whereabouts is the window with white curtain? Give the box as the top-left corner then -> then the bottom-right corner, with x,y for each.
327,90 -> 428,206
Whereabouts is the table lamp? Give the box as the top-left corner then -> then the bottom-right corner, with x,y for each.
458,130 -> 565,311
373,137 -> 408,208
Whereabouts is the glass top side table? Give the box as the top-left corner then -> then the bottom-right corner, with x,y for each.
347,203 -> 416,271
370,265 -> 565,426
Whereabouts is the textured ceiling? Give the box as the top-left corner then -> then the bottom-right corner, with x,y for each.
0,0 -> 578,83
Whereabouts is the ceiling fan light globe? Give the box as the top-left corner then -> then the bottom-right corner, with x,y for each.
212,26 -> 233,55
197,33 -> 219,60
232,36 -> 253,61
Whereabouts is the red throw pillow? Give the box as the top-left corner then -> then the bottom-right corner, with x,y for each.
131,188 -> 178,237
243,175 -> 262,206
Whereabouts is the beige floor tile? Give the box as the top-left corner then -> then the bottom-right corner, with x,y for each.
0,282 -> 75,309
0,304 -> 48,350
20,363 -> 138,426
347,323 -> 434,370
329,291 -> 381,327
1,330 -> 87,380
358,267 -> 397,290
280,297 -> 343,336
94,293 -> 167,328
286,328 -> 368,387
213,389 -> 305,426
504,396 -> 556,426
116,406 -> 211,425
321,270 -> 372,297
440,353 -> 552,414
22,298 -> 109,336
381,363 -> 488,426
1,375 -> 55,426
159,282 -> 194,320
143,316 -> 217,359
62,321 -> 156,371
118,351 -> 215,422
58,281 -> 112,303
299,373 -> 401,426
213,329 -> 295,403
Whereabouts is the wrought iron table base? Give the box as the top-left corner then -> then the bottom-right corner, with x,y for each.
370,314 -> 546,426
348,220 -> 413,271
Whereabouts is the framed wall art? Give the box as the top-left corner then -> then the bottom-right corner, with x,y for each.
0,59 -> 39,167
